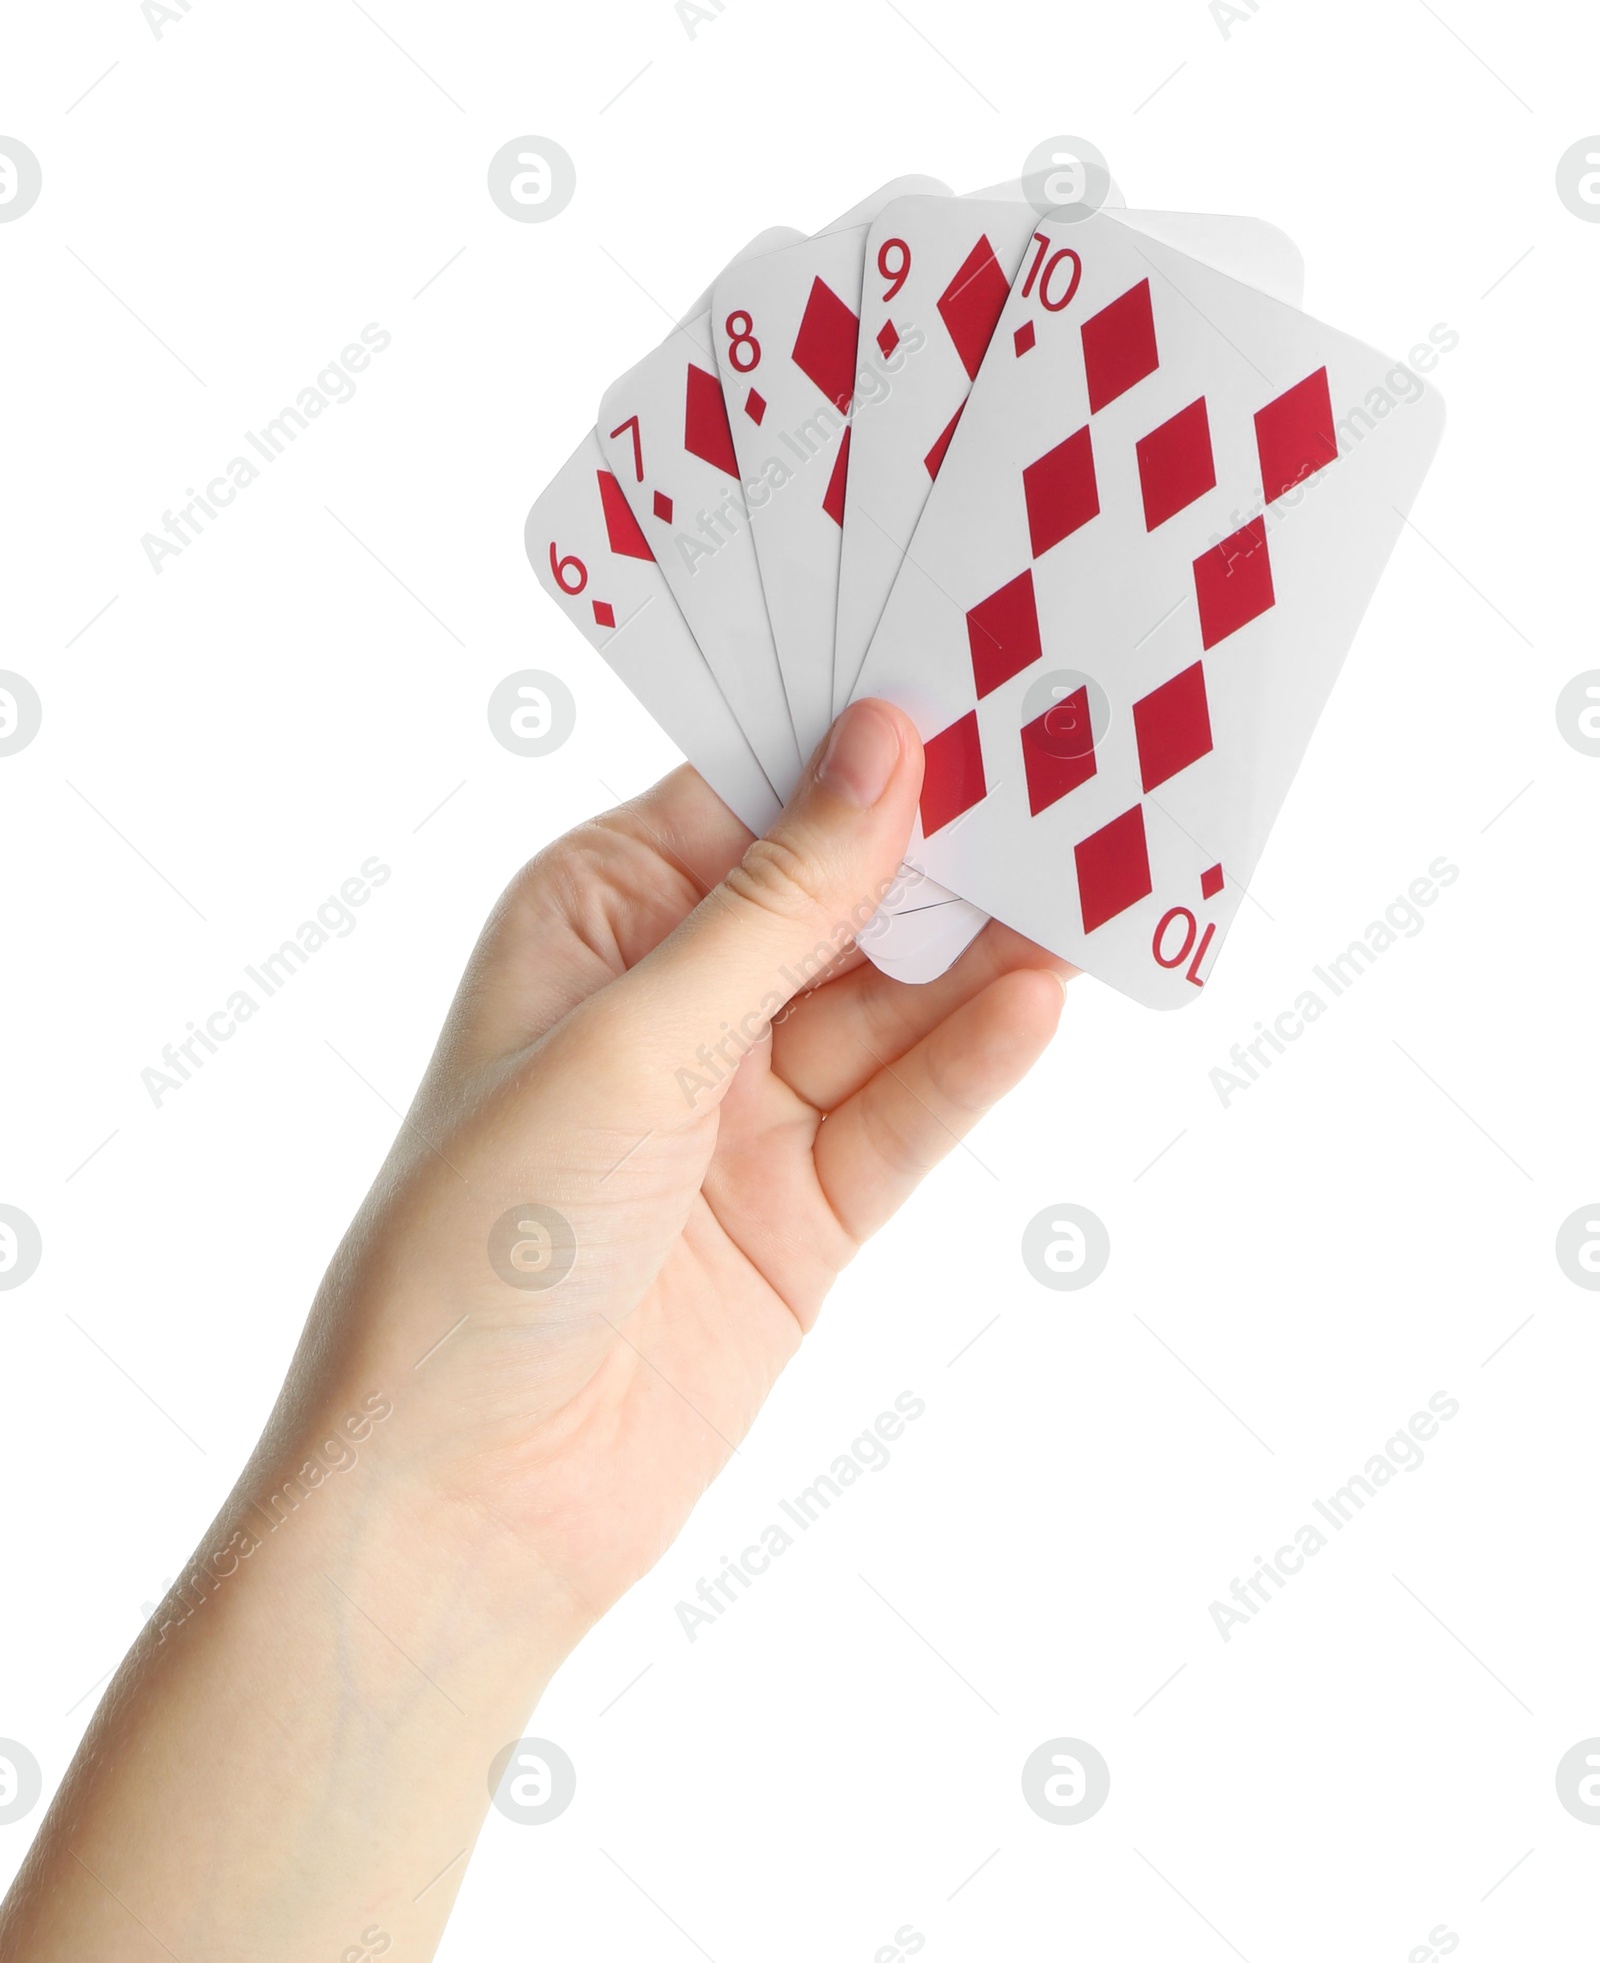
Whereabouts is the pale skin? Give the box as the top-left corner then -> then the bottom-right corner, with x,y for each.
0,701 -> 1070,1961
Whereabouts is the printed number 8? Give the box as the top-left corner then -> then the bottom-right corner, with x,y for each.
725,310 -> 760,372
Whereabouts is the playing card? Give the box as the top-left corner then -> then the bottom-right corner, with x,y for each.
852,210 -> 1445,1008
841,194 -> 1305,983
527,430 -> 779,837
709,177 -> 949,759
835,194 -> 1306,714
855,873 -> 990,985
597,242 -> 810,797
528,229 -> 808,834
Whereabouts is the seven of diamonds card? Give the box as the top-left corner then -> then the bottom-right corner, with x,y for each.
851,209 -> 1444,1008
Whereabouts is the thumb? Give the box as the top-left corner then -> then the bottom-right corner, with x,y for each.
601,699 -> 924,1105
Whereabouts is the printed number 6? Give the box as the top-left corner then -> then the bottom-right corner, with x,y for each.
548,543 -> 587,595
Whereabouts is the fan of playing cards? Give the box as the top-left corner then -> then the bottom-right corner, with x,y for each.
526,174 -> 1444,1007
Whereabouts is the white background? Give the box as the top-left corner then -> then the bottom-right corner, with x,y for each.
3,0 -> 1598,1956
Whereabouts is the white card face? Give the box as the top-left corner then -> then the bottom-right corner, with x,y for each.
528,431 -> 780,837
856,881 -> 988,983
845,197 -> 1304,984
835,196 -> 1306,715
853,211 -> 1445,1009
710,179 -> 951,758
598,312 -> 805,797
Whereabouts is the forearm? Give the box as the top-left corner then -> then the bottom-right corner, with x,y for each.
0,1382 -> 584,1962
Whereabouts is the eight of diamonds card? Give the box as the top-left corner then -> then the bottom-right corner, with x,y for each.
710,178 -> 950,758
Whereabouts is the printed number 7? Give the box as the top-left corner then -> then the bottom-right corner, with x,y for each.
609,416 -> 644,483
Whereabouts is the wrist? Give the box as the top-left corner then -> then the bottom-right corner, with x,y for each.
185,1376 -> 594,1698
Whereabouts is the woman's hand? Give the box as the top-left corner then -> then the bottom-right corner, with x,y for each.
299,698 -> 1069,1631
1,702 -> 1068,1963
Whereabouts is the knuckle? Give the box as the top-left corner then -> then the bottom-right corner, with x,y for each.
725,832 -> 831,926
503,831 -> 605,917
859,1084 -> 940,1182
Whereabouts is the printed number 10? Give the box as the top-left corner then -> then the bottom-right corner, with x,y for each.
1022,232 -> 1083,313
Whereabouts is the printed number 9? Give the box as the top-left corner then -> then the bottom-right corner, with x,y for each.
725,311 -> 760,372
509,152 -> 553,206
510,691 -> 552,742
878,238 -> 911,300
510,1751 -> 552,1806
1044,1754 -> 1086,1807
0,688 -> 15,739
1044,1221 -> 1087,1274
548,542 -> 587,595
